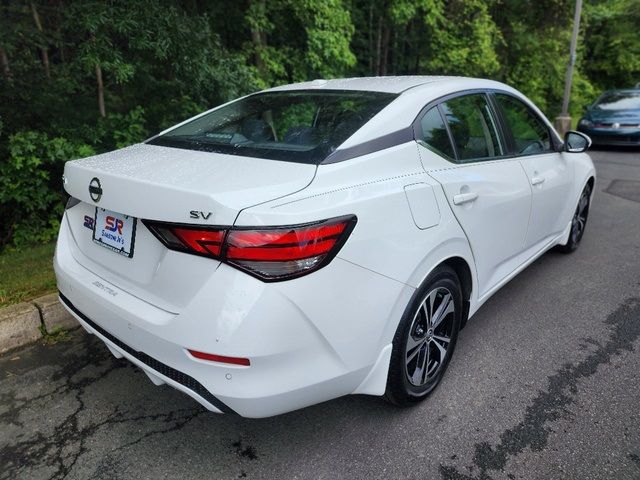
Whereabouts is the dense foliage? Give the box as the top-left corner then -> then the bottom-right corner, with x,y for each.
0,0 -> 638,250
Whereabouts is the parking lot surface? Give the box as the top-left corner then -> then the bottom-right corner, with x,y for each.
1,149 -> 639,480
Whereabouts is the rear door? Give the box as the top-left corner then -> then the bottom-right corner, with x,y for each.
420,93 -> 532,297
492,93 -> 573,250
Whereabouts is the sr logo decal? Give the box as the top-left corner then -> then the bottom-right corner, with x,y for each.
105,215 -> 124,234
83,215 -> 94,230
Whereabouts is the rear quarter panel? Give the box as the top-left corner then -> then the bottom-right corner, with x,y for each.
236,142 -> 477,350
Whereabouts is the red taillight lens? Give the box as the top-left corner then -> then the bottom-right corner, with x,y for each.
225,217 -> 355,280
226,222 -> 345,261
145,223 -> 226,259
171,227 -> 225,256
144,215 -> 356,281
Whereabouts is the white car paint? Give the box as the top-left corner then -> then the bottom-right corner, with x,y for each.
55,76 -> 595,417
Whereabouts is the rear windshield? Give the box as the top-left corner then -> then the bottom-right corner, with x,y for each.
593,91 -> 640,111
148,90 -> 397,164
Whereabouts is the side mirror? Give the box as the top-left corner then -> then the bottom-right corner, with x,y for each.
583,103 -> 592,111
564,130 -> 591,153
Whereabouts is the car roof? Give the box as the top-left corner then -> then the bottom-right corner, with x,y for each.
265,76 -> 540,150
265,76 -> 463,94
182,76 -> 555,156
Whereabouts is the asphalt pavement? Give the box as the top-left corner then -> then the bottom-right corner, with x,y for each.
1,149 -> 639,480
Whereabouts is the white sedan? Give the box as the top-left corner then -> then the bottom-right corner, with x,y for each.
55,76 -> 595,417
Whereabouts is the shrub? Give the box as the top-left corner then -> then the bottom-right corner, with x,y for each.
102,106 -> 148,150
0,131 -> 94,250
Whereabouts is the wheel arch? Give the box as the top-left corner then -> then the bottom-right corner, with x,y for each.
440,256 -> 473,328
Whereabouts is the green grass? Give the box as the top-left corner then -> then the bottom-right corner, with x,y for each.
0,243 -> 57,308
39,324 -> 71,344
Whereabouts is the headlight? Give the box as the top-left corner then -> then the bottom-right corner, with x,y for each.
578,118 -> 593,128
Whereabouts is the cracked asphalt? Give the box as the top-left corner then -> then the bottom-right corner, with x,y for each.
1,149 -> 640,480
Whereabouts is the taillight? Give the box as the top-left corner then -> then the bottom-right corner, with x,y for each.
145,223 -> 225,258
144,216 -> 356,281
225,218 -> 355,280
170,227 -> 225,257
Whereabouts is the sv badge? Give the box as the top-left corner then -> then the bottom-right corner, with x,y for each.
189,210 -> 212,220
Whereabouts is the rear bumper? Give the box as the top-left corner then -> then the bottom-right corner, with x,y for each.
54,214 -> 409,417
59,292 -> 233,413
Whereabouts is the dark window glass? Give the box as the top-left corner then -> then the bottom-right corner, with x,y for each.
418,107 -> 455,159
593,91 -> 640,111
495,94 -> 552,155
148,90 -> 397,164
440,94 -> 504,162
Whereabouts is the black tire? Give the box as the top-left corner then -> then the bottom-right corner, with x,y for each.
385,265 -> 462,406
556,183 -> 592,253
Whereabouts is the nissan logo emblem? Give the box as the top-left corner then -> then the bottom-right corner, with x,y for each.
89,177 -> 102,203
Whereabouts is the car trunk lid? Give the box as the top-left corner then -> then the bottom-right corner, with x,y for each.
62,143 -> 316,311
64,143 -> 316,225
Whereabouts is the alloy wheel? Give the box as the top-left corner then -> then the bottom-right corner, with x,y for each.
405,287 -> 455,387
571,187 -> 590,245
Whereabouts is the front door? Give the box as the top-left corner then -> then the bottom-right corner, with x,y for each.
493,93 -> 574,250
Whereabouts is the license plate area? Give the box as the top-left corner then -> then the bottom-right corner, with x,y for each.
92,208 -> 137,258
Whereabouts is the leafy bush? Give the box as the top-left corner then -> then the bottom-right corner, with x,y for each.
83,106 -> 148,151
109,106 -> 147,149
0,131 -> 94,249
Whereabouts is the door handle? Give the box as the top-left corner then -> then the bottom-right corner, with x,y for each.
452,192 -> 479,205
531,176 -> 545,186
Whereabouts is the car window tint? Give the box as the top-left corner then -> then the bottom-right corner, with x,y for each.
495,94 -> 552,155
418,107 -> 455,159
148,90 -> 397,164
593,91 -> 640,110
440,94 -> 504,163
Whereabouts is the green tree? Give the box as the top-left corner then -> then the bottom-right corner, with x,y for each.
0,0 -> 637,250
583,0 -> 640,90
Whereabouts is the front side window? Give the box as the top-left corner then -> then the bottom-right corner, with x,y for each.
418,107 -> 455,159
495,93 -> 552,155
148,90 -> 397,164
440,94 -> 504,163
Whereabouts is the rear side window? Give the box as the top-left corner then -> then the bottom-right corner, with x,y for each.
440,94 -> 504,162
495,94 -> 552,155
418,107 -> 455,159
148,90 -> 397,164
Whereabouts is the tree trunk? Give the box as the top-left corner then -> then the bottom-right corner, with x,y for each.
249,0 -> 267,75
400,21 -> 413,74
375,15 -> 382,75
368,2 -> 373,73
250,29 -> 265,73
58,28 -> 65,63
0,45 -> 10,79
381,24 -> 390,76
95,63 -> 105,117
391,29 -> 398,75
30,2 -> 50,78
